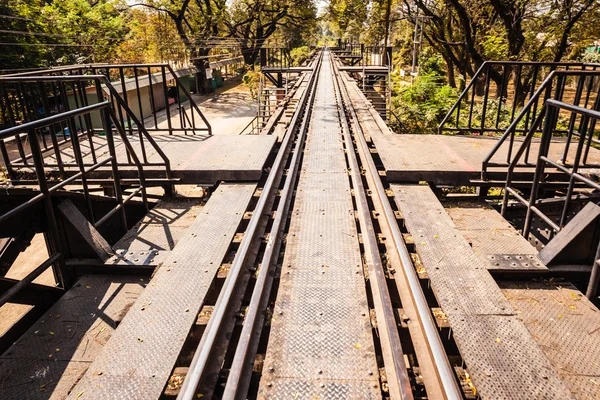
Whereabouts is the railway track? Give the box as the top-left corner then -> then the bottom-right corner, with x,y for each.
3,47 -> 600,400
166,49 -> 468,399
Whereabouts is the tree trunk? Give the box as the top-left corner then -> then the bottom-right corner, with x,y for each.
442,54 -> 456,87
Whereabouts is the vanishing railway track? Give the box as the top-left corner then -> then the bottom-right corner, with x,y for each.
164,50 -> 469,399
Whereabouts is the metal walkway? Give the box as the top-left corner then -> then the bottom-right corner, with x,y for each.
257,52 -> 380,398
390,184 -> 574,398
4,47 -> 600,400
66,184 -> 255,399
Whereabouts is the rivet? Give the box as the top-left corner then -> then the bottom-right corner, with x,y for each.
267,382 -> 273,388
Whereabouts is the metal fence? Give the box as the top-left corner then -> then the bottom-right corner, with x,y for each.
499,99 -> 600,297
259,48 -> 292,70
479,68 -> 600,177
1,63 -> 211,136
0,74 -> 172,185
0,99 -> 147,309
439,61 -> 600,136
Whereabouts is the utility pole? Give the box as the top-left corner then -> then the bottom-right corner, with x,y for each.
410,13 -> 431,83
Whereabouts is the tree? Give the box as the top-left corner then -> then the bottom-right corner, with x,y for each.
0,0 -> 130,72
226,0 -> 317,65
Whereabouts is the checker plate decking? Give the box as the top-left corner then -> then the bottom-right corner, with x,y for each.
444,199 -> 546,271
106,198 -> 204,266
500,281 -> 600,399
257,54 -> 380,399
390,184 -> 574,399
373,134 -> 600,185
67,183 -> 255,399
0,275 -> 146,400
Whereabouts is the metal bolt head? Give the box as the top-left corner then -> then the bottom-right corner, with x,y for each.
268,366 -> 275,372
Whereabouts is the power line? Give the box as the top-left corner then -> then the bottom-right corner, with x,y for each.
0,42 -> 93,47
0,29 -> 126,41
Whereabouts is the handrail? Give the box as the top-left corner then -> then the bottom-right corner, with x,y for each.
0,74 -> 172,181
238,115 -> 259,135
501,98 -> 600,240
2,63 -> 212,136
0,100 -> 107,139
499,97 -> 600,300
481,69 -> 600,178
438,61 -> 600,135
0,99 -> 143,308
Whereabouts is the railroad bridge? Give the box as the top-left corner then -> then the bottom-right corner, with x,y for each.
1,47 -> 600,399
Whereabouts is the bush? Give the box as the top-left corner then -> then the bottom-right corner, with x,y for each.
242,69 -> 260,100
290,46 -> 311,66
391,56 -> 458,134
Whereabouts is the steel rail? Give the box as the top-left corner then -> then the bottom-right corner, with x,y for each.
176,52 -> 323,400
330,52 -> 413,400
334,62 -> 463,399
221,52 -> 323,400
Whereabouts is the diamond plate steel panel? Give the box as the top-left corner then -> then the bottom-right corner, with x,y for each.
258,53 -> 379,399
501,281 -> 600,399
67,183 -> 256,400
391,185 -> 512,316
106,199 -> 203,266
0,275 -> 145,400
444,200 -> 546,271
391,184 -> 574,398
449,314 -> 574,399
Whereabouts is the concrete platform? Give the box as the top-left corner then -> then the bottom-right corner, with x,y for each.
373,134 -> 600,185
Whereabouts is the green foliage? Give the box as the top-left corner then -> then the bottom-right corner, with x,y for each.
391,55 -> 457,134
290,46 -> 311,66
242,69 -> 260,100
582,52 -> 600,64
0,0 -> 129,71
418,52 -> 446,77
481,33 -> 509,61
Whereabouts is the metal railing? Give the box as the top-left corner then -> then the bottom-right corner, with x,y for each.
501,98 -> 600,233
259,48 -> 292,70
362,46 -> 393,67
459,65 -> 600,178
0,74 -> 172,184
499,99 -> 600,298
439,61 -> 600,136
238,116 -> 260,135
0,100 -> 146,309
2,63 -> 211,136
